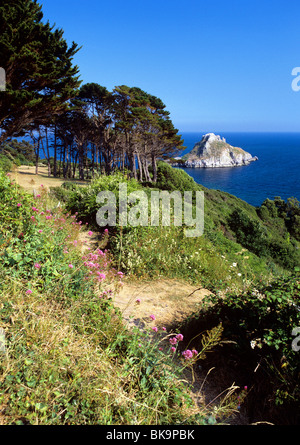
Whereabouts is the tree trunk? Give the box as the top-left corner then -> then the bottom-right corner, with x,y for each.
152,154 -> 157,182
53,123 -> 57,177
142,157 -> 151,182
35,139 -> 40,175
136,152 -> 143,181
63,141 -> 67,178
73,152 -> 78,178
45,127 -> 51,177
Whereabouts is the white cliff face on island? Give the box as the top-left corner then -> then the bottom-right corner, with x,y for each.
179,133 -> 258,168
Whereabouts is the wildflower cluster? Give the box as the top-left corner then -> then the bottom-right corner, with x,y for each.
0,179 -> 123,302
146,313 -> 195,362
81,247 -> 123,287
182,348 -> 198,360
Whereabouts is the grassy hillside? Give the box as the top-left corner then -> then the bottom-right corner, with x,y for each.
55,161 -> 299,292
0,169 -> 245,425
1,163 -> 300,425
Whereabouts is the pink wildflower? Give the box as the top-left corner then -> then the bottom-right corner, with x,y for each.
88,231 -> 93,236
176,334 -> 184,342
17,203 -> 21,207
149,314 -> 156,321
182,349 -> 193,360
152,326 -> 158,332
171,347 -> 176,353
97,273 -> 106,280
38,230 -> 43,233
34,263 -> 41,270
26,289 -> 33,295
68,264 -> 74,269
169,337 -> 177,345
136,298 -> 141,304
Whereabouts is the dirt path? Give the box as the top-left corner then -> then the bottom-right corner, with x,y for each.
114,277 -> 211,329
10,165 -> 86,192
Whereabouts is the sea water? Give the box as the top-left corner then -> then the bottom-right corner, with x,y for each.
177,132 -> 300,207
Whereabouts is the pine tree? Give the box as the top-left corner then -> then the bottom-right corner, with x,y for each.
0,0 -> 81,143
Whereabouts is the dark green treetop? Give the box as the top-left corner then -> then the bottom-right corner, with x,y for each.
0,0 -> 81,143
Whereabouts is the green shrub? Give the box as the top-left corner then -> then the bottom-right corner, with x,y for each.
155,161 -> 201,194
65,172 -> 143,228
228,209 -> 269,256
0,154 -> 13,173
181,272 -> 300,423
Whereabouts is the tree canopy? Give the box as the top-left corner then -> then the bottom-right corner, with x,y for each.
0,0 -> 81,143
0,1 -> 184,182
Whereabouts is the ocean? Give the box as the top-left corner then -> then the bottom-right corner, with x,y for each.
177,132 -> 300,207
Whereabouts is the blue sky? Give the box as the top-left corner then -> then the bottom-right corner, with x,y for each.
40,0 -> 300,133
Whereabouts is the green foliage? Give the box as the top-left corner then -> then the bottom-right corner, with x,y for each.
177,272 -> 300,423
207,272 -> 300,415
0,0 -> 81,142
228,209 -> 268,256
258,196 -> 300,242
0,139 -> 35,165
228,204 -> 300,270
59,165 -> 297,290
1,171 -> 222,425
49,181 -> 81,203
0,154 -> 12,173
156,161 -> 200,194
65,172 -> 143,227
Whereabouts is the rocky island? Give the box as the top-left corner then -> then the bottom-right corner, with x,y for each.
175,133 -> 258,168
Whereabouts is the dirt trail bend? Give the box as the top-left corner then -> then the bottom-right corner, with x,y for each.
113,278 -> 212,330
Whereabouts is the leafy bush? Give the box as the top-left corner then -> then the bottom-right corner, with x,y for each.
155,161 -> 201,193
180,272 -> 300,423
228,208 -> 300,269
0,139 -> 35,166
0,155 -> 13,173
228,209 -> 268,256
65,172 -> 143,228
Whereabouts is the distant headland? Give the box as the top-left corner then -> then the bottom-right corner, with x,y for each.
173,133 -> 258,168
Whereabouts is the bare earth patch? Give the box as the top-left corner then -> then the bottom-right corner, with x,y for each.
10,165 -> 86,192
114,277 -> 211,329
